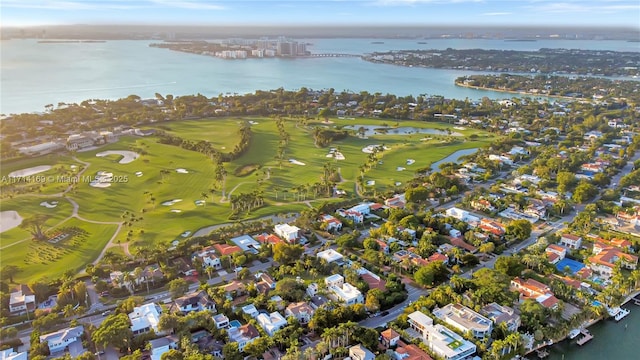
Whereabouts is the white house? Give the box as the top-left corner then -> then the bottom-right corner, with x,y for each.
173,291 -> 216,314
407,311 -> 476,360
129,303 -> 162,335
230,234 -> 261,254
149,335 -> 178,360
321,214 -> 343,232
193,246 -> 222,269
274,224 -> 300,243
559,234 -> 582,249
39,326 -> 84,354
242,304 -> 259,318
228,324 -> 260,352
213,313 -> 230,329
446,207 -> 471,222
545,244 -> 567,264
325,274 -> 364,305
432,304 -> 493,339
256,311 -> 288,336
336,209 -> 364,224
9,285 -> 35,314
285,302 -> 315,324
0,349 -> 27,360
317,249 -> 344,264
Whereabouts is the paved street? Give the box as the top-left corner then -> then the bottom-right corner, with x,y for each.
359,283 -> 425,328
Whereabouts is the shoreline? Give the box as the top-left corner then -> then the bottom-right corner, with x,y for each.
535,289 -> 640,357
453,82 -> 584,101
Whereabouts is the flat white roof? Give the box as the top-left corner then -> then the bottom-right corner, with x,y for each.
317,249 -> 344,263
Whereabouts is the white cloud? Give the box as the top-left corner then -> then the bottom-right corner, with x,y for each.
149,0 -> 225,10
481,12 -> 511,16
525,1 -> 640,14
373,0 -> 483,5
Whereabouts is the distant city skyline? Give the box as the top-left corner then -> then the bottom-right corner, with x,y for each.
2,0 -> 639,29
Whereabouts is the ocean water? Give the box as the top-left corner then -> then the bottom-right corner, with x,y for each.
2,38 -> 638,114
548,305 -> 639,360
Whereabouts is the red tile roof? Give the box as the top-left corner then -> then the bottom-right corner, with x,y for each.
213,243 -> 242,256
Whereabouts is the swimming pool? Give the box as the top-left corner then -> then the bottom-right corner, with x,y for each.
229,320 -> 242,328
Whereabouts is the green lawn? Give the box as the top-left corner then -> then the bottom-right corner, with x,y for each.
1,155 -> 85,196
1,217 -> 117,283
1,117 -> 500,282
0,197 -> 73,248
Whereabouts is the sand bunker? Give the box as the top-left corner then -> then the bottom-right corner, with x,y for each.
454,126 -> 466,130
249,121 -> 259,125
170,209 -> 182,213
135,171 -> 143,177
8,165 -> 52,178
0,211 -> 23,233
366,180 -> 376,186
362,145 -> 389,154
395,182 -> 402,186
397,167 -> 406,171
90,171 -> 113,188
40,201 -> 59,208
162,199 -> 183,206
96,150 -> 139,164
406,159 -> 416,165
181,231 -> 192,237
176,168 -> 189,174
326,149 -> 346,160
289,159 -> 306,166
195,200 -> 205,206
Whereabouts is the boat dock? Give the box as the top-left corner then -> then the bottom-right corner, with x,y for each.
632,294 -> 640,306
615,307 -> 630,321
576,329 -> 593,346
536,349 -> 549,358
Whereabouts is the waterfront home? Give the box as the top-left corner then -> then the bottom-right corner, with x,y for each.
510,277 -> 559,309
380,328 -> 401,348
545,244 -> 567,264
129,303 -> 162,335
588,247 -> 638,276
9,285 -> 35,314
559,233 -> 583,250
228,324 -> 260,352
256,311 -> 288,336
407,311 -> 476,360
172,291 -> 216,314
325,274 -> 364,305
230,234 -> 261,254
349,344 -> 376,360
432,304 -> 493,339
274,224 -> 300,243
480,303 -> 520,332
149,335 -> 178,360
193,246 -> 222,269
316,249 -> 344,264
285,302 -> 315,324
39,326 -> 84,355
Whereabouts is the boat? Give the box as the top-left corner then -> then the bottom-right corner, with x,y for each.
371,41 -> 385,44
568,329 -> 580,339
417,41 -> 428,44
614,307 -> 630,321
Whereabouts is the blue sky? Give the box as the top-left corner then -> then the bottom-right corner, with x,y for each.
2,0 -> 639,28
